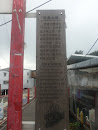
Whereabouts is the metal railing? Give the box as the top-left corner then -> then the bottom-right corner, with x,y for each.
0,87 -> 35,127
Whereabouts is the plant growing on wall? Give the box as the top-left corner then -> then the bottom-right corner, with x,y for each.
69,122 -> 80,130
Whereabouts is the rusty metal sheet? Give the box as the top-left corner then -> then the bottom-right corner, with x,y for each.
31,71 -> 36,78
36,10 -> 69,130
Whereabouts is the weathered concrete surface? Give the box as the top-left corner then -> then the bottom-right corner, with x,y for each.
1,99 -> 35,130
36,10 -> 69,130
22,99 -> 35,121
22,121 -> 35,130
22,99 -> 35,130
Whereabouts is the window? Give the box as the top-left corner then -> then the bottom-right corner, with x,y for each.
27,72 -> 29,76
27,80 -> 29,83
4,73 -> 7,76
3,81 -> 9,84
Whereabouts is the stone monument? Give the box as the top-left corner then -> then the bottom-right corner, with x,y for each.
36,10 -> 69,130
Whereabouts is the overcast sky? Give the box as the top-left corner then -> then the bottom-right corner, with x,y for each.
0,0 -> 98,69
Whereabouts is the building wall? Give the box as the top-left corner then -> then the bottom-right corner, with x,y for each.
0,71 -> 9,90
0,69 -> 35,90
23,70 -> 35,88
68,68 -> 98,89
68,67 -> 97,128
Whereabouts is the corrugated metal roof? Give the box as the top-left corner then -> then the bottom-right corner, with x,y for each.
0,68 -> 9,71
67,54 -> 98,65
67,57 -> 98,70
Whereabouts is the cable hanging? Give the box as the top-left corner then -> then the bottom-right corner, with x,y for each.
0,55 -> 8,64
27,0 -> 52,13
0,20 -> 12,27
67,38 -> 98,70
0,0 -> 53,27
85,38 -> 98,56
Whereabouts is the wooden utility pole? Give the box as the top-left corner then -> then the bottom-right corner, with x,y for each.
7,0 -> 26,129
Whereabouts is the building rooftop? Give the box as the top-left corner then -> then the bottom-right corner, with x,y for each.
67,57 -> 98,70
67,54 -> 98,65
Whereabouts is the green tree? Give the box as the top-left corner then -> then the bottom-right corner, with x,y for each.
74,50 -> 83,54
89,50 -> 98,56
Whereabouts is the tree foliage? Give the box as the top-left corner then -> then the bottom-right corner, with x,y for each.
89,50 -> 98,56
74,50 -> 83,54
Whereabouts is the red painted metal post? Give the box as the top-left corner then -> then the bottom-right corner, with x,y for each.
7,0 -> 26,129
27,88 -> 30,103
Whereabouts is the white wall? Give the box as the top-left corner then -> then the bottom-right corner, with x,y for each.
23,70 -> 34,88
0,69 -> 35,90
0,71 -> 9,90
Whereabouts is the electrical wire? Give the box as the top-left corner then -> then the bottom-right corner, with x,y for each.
80,38 -> 98,62
73,38 -> 98,65
0,0 -> 53,27
0,55 -> 8,64
0,0 -> 53,66
0,15 -> 11,65
2,16 -> 10,41
1,16 -> 10,46
67,38 -> 98,70
85,38 -> 98,56
27,0 -> 52,13
0,20 -> 12,27
0,16 -> 10,63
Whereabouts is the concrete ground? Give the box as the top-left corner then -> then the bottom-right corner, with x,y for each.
22,99 -> 35,130
0,99 -> 35,130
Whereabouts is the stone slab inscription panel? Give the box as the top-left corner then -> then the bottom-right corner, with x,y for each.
36,10 -> 69,130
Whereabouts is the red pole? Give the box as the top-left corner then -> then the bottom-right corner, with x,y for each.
7,0 -> 26,129
27,88 -> 30,103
